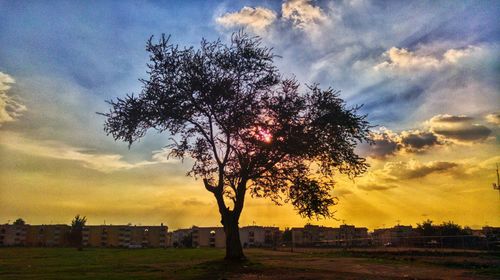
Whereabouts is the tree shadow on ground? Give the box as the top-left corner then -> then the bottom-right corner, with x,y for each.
176,259 -> 266,279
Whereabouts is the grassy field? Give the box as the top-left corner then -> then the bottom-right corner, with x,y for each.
1,247 -> 499,279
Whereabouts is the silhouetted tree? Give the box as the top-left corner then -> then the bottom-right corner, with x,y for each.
416,219 -> 436,236
282,228 -> 292,243
439,221 -> 469,247
101,32 -> 371,260
439,221 -> 467,236
417,220 -> 469,237
181,233 -> 193,248
13,218 -> 25,225
69,215 -> 86,250
417,220 -> 472,247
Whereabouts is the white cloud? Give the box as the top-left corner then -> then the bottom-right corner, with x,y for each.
0,72 -> 15,91
215,6 -> 277,33
0,71 -> 26,125
0,132 -> 177,173
485,112 -> 500,126
215,1 -> 329,35
282,0 -> 327,30
374,47 -> 440,70
374,46 -> 483,71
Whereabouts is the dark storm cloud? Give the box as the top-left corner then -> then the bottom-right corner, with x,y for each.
429,114 -> 493,142
400,131 -> 441,153
363,112 -> 495,158
433,125 -> 492,142
362,129 -> 442,158
430,115 -> 474,123
368,138 -> 399,158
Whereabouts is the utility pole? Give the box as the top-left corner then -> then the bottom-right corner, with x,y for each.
493,164 -> 500,199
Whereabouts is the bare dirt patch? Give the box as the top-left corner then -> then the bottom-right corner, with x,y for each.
221,249 -> 500,280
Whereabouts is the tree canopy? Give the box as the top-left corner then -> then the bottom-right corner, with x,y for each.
416,220 -> 471,236
102,32 -> 370,219
13,218 -> 25,225
102,32 -> 371,259
69,214 -> 87,250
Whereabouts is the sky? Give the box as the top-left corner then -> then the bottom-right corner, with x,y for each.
0,0 -> 499,230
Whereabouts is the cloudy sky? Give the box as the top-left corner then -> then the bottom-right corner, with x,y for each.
0,0 -> 499,229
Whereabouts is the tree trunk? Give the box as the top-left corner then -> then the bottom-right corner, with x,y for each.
206,176 -> 247,261
223,214 -> 245,261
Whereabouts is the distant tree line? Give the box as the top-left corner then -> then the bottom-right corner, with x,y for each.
416,220 -> 472,236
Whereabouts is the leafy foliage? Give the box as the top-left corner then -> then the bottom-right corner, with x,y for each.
181,233 -> 193,248
102,32 -> 371,219
13,218 -> 25,225
69,214 -> 87,248
416,220 -> 471,236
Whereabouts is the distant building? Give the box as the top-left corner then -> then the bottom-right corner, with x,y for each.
372,225 -> 416,246
0,224 -> 71,247
83,225 -> 127,247
173,226 -> 280,248
337,225 -> 369,246
291,225 -> 329,246
131,226 -> 168,248
291,224 -> 369,247
26,225 -> 70,247
240,226 -> 280,248
192,226 -> 225,248
0,224 -> 28,246
82,225 -> 168,248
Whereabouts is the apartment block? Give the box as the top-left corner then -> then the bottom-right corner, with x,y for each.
82,225 -> 168,248
26,225 -> 70,247
0,224 -> 28,246
337,225 -> 369,246
0,224 -> 71,247
192,226 -> 225,248
291,224 -> 334,246
131,226 -> 168,248
291,224 -> 369,247
372,225 -> 416,246
240,226 -> 280,248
